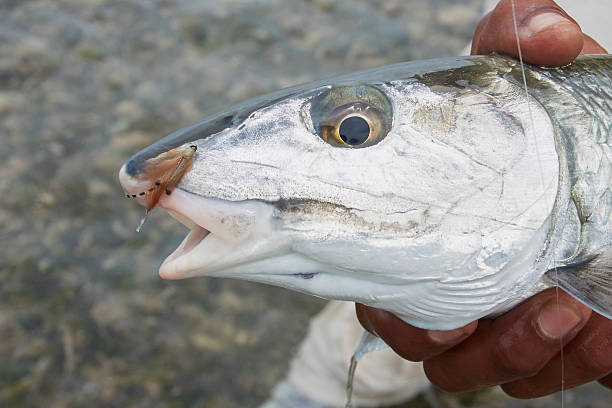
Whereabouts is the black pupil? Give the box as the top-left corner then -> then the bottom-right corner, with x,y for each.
339,116 -> 370,145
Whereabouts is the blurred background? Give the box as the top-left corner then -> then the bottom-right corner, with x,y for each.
1,0 -> 609,407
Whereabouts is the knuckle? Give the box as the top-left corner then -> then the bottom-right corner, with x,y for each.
574,316 -> 612,375
574,345 -> 612,375
493,342 -> 543,378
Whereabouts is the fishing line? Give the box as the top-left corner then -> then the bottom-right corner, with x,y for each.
510,1 -> 564,404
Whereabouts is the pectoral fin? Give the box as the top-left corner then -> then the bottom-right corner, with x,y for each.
549,250 -> 612,319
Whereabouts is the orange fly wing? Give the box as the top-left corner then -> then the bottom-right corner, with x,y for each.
130,145 -> 197,232
140,150 -> 183,213
140,145 -> 197,213
163,146 -> 197,194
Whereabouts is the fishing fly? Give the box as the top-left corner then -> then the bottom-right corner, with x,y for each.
123,144 -> 197,232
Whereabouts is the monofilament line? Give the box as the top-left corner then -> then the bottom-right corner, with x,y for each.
510,1 -> 564,405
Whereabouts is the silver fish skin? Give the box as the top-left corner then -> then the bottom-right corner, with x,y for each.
119,55 -> 612,330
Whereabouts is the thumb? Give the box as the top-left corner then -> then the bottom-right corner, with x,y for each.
471,0 -> 601,66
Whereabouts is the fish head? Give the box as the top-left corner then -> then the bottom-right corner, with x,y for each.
119,57 -> 560,328
119,82 -> 401,289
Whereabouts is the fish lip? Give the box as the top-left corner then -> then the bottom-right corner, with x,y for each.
156,188 -> 239,279
159,224 -> 210,279
155,188 -> 283,280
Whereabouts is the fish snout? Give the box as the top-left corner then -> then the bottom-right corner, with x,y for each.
119,143 -> 198,214
119,162 -> 150,207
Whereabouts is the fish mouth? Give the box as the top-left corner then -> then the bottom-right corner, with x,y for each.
160,218 -> 210,277
157,190 -> 332,283
120,162 -> 310,280
155,188 -> 272,279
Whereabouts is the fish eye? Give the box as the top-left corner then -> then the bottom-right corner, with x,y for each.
309,85 -> 392,148
339,116 -> 370,145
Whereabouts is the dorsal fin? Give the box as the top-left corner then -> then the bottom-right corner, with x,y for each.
549,250 -> 612,319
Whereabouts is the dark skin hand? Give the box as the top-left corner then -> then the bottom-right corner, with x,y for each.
357,0 -> 611,399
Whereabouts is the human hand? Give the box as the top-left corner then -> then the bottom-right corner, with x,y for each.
357,0 -> 611,398
357,288 -> 611,397
471,0 -> 606,66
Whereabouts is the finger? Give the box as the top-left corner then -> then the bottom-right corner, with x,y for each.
423,288 -> 592,392
501,312 -> 612,398
580,34 -> 608,54
471,0 -> 583,66
355,303 -> 477,361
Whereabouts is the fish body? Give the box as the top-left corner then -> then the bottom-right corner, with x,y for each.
119,55 -> 612,330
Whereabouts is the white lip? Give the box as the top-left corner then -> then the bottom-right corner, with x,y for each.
155,188 -> 281,279
161,222 -> 210,273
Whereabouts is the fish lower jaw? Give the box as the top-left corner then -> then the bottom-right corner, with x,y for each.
157,188 -> 283,279
159,225 -> 210,279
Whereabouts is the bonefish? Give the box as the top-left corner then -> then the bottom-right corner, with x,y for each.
119,54 -> 611,330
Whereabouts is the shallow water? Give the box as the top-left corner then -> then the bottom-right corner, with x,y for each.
0,0 -> 609,406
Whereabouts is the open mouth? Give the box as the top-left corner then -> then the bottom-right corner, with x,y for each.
156,188 -> 261,279
118,167 -> 288,281
161,218 -> 210,270
118,162 -> 254,279
119,164 -> 323,282
150,188 -> 327,282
